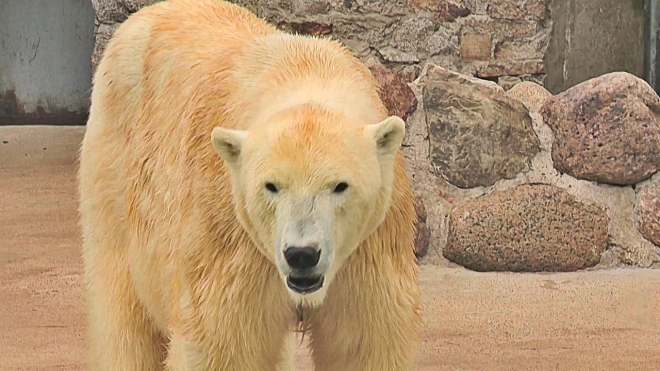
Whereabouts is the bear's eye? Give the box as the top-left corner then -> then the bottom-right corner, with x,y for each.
333,182 -> 349,193
265,183 -> 278,193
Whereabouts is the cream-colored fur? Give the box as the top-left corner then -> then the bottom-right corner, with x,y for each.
78,0 -> 420,370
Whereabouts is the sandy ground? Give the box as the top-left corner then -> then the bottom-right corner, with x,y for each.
2,125 -> 660,371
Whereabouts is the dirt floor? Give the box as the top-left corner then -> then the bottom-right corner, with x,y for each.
2,125 -> 660,371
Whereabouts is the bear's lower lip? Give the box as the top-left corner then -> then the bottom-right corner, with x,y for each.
286,275 -> 324,294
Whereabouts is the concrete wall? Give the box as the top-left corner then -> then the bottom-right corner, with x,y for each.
545,0 -> 647,94
0,0 -> 95,125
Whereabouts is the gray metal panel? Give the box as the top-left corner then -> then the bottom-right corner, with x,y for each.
0,0 -> 95,125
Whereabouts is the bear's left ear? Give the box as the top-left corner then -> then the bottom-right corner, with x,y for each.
211,127 -> 248,168
364,115 -> 406,157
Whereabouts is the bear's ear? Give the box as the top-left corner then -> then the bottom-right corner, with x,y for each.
364,116 -> 406,157
211,127 -> 248,167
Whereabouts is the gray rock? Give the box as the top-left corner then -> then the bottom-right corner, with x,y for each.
413,195 -> 430,258
418,64 -> 504,92
488,0 -> 551,21
422,66 -> 541,188
390,16 -> 436,53
463,0 -> 488,15
426,25 -> 461,57
637,178 -> 660,246
377,47 -> 420,64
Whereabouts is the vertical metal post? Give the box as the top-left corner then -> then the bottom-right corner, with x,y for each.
645,0 -> 660,91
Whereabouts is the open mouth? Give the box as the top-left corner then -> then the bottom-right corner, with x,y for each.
286,275 -> 324,294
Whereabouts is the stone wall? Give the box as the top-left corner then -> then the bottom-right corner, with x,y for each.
91,0 -> 552,88
232,0 -> 552,87
403,67 -> 660,271
91,1 -> 648,94
90,0 -> 660,272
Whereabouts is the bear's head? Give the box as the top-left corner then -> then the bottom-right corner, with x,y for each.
212,104 -> 405,306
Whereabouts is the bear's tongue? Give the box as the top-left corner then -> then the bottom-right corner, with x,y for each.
287,275 -> 324,294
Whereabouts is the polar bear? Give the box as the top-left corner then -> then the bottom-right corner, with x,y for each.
78,0 -> 421,370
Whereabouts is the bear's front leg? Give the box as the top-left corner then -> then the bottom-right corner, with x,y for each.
307,256 -> 421,371
165,331 -> 294,371
84,248 -> 168,371
164,258 -> 297,371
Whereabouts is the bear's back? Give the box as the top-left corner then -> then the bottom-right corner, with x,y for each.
82,0 -> 281,258
81,0 -> 412,269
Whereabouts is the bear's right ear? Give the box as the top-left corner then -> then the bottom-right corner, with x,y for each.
211,127 -> 248,168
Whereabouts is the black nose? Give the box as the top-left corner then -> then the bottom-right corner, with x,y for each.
284,247 -> 321,269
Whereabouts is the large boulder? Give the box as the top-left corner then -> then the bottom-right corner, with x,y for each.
422,65 -> 541,188
541,72 -> 660,185
443,184 -> 610,272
